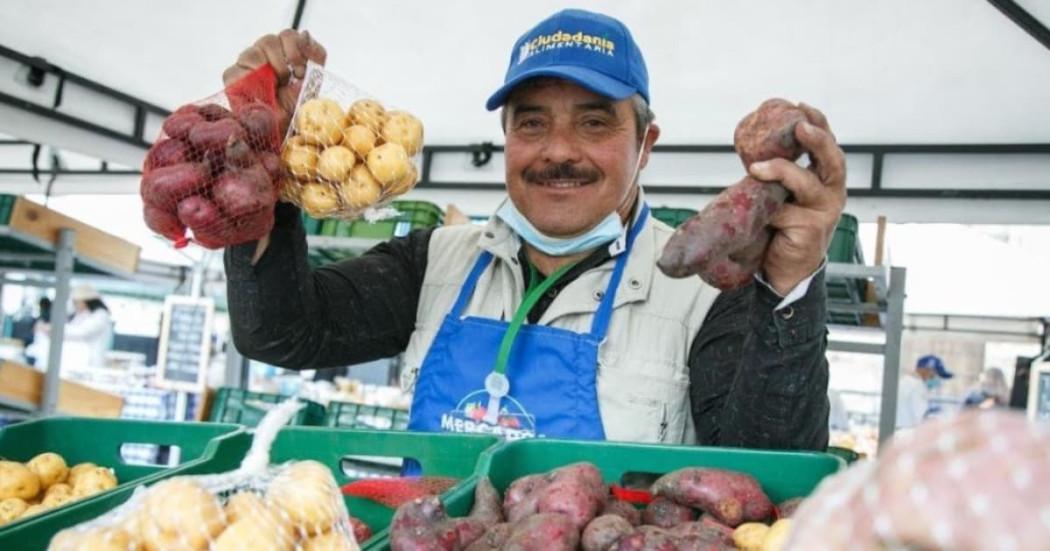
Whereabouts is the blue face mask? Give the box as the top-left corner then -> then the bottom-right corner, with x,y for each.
497,126 -> 650,257
925,377 -> 943,391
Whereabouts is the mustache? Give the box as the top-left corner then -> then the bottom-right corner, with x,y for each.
524,163 -> 600,184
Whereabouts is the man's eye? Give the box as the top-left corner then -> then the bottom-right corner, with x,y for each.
519,118 -> 545,129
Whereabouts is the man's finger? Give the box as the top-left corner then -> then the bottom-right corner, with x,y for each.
795,121 -> 847,191
798,102 -> 832,135
748,158 -> 825,207
767,202 -> 821,232
278,29 -> 307,79
299,30 -> 328,66
255,34 -> 290,83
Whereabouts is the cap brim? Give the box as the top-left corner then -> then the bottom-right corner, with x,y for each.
486,65 -> 637,111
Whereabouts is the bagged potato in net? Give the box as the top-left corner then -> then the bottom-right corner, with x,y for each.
141,65 -> 284,250
280,61 -> 423,221
48,400 -> 361,551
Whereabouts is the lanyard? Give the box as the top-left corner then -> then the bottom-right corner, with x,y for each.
492,260 -> 576,377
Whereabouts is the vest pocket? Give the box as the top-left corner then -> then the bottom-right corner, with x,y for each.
597,364 -> 690,444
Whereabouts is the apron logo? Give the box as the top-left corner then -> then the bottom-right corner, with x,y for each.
440,390 -> 538,440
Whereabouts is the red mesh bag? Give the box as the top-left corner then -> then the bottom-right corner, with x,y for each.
340,476 -> 458,508
141,65 -> 284,249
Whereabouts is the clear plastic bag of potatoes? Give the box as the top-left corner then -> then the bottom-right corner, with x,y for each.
280,61 -> 424,220
141,65 -> 285,250
48,401 -> 360,551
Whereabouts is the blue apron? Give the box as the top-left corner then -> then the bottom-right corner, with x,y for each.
406,205 -> 650,443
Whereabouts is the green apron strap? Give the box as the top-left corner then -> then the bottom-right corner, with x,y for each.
493,260 -> 575,376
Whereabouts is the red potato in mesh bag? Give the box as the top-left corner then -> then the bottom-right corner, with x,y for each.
141,65 -> 281,249
657,99 -> 806,290
651,468 -> 772,528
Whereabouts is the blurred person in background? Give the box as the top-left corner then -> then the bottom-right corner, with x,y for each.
896,354 -> 953,429
35,284 -> 113,370
962,367 -> 1010,410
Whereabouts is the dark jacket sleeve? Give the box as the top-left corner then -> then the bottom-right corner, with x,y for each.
689,269 -> 830,451
224,202 -> 432,369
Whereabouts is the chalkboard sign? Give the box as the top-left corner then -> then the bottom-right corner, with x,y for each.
1027,358 -> 1050,422
155,296 -> 214,392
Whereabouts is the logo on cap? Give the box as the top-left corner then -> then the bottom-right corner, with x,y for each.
518,30 -> 616,64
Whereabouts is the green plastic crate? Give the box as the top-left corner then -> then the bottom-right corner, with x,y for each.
369,438 -> 844,549
650,206 -> 698,229
324,401 -> 410,431
827,213 -> 861,264
0,194 -> 16,226
347,200 -> 443,239
301,212 -> 324,235
0,417 -> 242,546
207,387 -> 326,427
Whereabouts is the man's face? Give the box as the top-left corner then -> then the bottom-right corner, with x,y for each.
503,80 -> 657,237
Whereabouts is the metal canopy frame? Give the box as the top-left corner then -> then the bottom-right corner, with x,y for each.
987,0 -> 1050,51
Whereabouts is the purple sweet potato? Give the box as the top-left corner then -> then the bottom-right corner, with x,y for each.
776,497 -> 804,519
236,102 -> 280,153
602,499 -> 643,527
650,468 -> 772,528
188,118 -> 246,154
582,514 -> 634,551
643,496 -> 696,528
670,519 -> 734,546
469,477 -> 504,526
212,165 -> 274,218
143,205 -> 185,241
657,98 -> 809,291
614,526 -> 732,551
657,175 -> 787,288
162,106 -> 204,140
463,523 -> 513,551
144,138 -> 189,172
733,98 -> 807,168
176,195 -> 221,231
502,513 -> 580,551
142,162 -> 208,207
503,462 -> 606,530
389,496 -> 461,551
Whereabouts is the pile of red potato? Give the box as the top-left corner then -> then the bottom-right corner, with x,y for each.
389,462 -> 801,551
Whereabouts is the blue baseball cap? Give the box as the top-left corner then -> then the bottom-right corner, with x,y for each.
916,355 -> 953,379
485,9 -> 649,111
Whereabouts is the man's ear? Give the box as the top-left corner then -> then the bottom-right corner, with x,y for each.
638,123 -> 661,170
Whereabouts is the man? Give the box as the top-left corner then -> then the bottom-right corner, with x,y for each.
223,9 -> 846,449
896,354 -> 954,429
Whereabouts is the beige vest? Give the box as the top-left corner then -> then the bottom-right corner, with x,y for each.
402,205 -> 720,444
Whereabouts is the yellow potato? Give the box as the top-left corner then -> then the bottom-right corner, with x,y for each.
67,463 -> 98,487
338,174 -> 382,209
267,473 -> 340,536
42,483 -> 74,508
48,526 -> 137,551
27,453 -> 69,490
0,497 -> 28,524
0,460 -> 40,500
732,522 -> 771,551
347,99 -> 386,134
300,183 -> 341,217
223,491 -> 295,542
211,518 -> 295,551
21,503 -> 49,518
141,478 -> 224,550
283,142 -> 320,180
317,145 -> 357,182
365,143 -> 410,187
761,518 -> 793,551
302,530 -> 358,551
380,111 -> 424,156
342,125 -> 377,159
296,98 -> 345,146
72,467 -> 117,498
284,460 -> 336,486
386,162 -> 418,196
